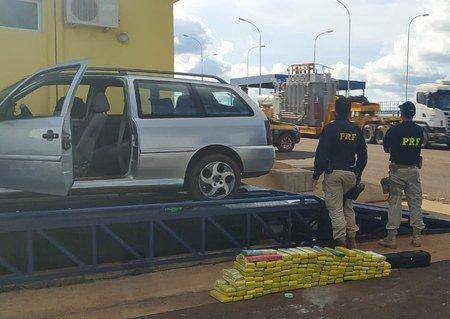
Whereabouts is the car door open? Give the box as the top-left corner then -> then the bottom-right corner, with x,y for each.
0,60 -> 88,195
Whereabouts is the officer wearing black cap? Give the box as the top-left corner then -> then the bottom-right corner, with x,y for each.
313,97 -> 368,248
378,101 -> 426,249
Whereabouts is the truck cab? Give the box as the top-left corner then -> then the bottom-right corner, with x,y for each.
414,80 -> 450,146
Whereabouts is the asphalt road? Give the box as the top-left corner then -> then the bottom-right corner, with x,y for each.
145,261 -> 450,319
277,138 -> 450,203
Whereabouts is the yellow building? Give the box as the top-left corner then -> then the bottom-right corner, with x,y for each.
0,0 -> 178,89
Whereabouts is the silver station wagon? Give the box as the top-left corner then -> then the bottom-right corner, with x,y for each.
0,61 -> 275,200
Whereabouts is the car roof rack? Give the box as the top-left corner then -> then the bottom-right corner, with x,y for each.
86,67 -> 228,84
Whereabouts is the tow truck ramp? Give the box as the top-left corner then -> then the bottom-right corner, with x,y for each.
0,187 -> 448,289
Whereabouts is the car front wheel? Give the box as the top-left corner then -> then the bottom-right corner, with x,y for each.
187,154 -> 241,201
277,133 -> 295,152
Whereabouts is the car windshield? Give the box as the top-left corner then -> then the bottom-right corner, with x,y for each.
434,91 -> 450,110
0,78 -> 24,106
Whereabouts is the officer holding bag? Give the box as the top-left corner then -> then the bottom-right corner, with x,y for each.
378,101 -> 426,249
313,97 -> 368,248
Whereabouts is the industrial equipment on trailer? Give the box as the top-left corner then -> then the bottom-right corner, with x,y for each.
260,63 -> 448,146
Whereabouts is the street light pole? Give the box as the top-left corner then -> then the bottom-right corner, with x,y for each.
247,45 -> 266,77
183,34 -> 204,77
239,17 -> 262,94
406,14 -> 429,101
313,30 -> 334,73
335,0 -> 351,97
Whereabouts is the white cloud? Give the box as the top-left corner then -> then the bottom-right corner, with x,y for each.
332,0 -> 450,101
175,0 -> 450,101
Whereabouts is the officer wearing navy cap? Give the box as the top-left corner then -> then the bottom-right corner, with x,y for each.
378,101 -> 426,249
313,97 -> 368,249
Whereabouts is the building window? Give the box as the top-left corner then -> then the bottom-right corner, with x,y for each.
0,0 -> 41,31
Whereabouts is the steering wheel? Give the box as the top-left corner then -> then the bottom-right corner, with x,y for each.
17,104 -> 33,119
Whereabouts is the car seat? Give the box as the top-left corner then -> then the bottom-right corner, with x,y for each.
175,95 -> 196,115
73,92 -> 110,177
151,98 -> 174,116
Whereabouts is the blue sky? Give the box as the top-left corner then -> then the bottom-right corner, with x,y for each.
174,0 -> 450,101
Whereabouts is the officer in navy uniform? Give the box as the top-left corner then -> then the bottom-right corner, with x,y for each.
313,97 -> 368,248
379,101 -> 426,249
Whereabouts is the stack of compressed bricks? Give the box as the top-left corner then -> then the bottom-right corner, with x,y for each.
210,246 -> 392,303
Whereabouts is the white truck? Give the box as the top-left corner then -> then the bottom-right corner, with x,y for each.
413,80 -> 450,147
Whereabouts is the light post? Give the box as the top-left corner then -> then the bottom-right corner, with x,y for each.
405,13 -> 429,101
247,45 -> 266,77
239,17 -> 262,94
313,30 -> 334,73
183,34 -> 204,76
335,0 -> 351,97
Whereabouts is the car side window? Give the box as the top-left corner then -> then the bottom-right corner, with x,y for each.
194,85 -> 254,117
1,69 -> 81,121
417,92 -> 427,105
135,80 -> 199,118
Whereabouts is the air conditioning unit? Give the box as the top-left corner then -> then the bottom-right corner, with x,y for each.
65,0 -> 119,28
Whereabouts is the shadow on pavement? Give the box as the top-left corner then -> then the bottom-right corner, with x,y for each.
277,151 -> 316,160
426,143 -> 449,151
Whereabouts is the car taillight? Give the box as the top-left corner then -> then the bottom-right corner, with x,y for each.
264,120 -> 273,145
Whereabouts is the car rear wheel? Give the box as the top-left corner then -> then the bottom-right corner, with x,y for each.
363,124 -> 375,144
375,126 -> 388,145
277,133 -> 295,152
187,154 -> 241,201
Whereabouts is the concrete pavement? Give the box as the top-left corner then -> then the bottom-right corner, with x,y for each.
143,261 -> 450,319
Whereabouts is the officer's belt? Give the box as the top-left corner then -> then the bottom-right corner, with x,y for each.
391,163 -> 418,169
330,165 -> 356,173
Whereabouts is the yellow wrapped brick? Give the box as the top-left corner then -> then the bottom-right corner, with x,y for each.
271,287 -> 280,293
256,261 -> 267,268
233,296 -> 244,302
277,251 -> 293,261
210,289 -> 233,303
244,295 -> 253,300
263,268 -> 274,275
235,254 -> 256,267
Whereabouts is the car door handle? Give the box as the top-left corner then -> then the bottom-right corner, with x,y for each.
42,130 -> 59,141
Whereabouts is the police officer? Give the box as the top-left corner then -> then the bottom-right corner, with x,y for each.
313,97 -> 368,248
378,101 -> 426,249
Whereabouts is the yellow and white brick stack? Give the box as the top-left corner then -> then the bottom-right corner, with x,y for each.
210,246 -> 392,303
